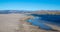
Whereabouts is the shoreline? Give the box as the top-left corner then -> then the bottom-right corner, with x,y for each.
0,14 -> 60,32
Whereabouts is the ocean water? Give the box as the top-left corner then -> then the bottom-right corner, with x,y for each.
31,14 -> 60,25
27,14 -> 60,30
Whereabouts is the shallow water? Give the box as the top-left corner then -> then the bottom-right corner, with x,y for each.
27,17 -> 53,30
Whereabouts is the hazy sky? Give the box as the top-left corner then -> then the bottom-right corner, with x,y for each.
0,0 -> 60,10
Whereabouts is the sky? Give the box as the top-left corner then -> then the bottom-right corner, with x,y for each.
0,0 -> 60,10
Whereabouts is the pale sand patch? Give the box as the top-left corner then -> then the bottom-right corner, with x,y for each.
0,14 -> 27,32
45,23 -> 60,31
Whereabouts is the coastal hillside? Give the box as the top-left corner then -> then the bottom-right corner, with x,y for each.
32,10 -> 60,15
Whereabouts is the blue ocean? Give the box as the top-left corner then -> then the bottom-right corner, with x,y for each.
27,14 -> 60,30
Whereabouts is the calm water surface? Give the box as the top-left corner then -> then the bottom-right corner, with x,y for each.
27,14 -> 60,30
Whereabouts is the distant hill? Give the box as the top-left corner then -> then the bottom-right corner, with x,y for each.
0,10 -> 60,14
0,10 -> 33,14
31,10 -> 60,15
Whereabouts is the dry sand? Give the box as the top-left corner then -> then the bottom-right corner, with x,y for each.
0,14 -> 27,32
0,14 -> 60,32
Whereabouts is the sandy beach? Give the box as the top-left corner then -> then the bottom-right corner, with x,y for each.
0,14 -> 27,32
0,14 -> 60,32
